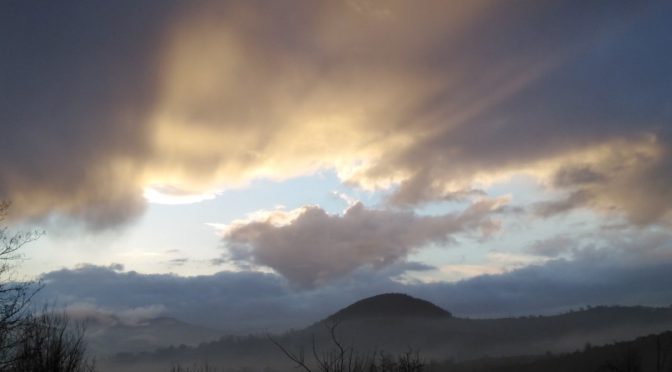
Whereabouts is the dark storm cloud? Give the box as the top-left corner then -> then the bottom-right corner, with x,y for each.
365,2 -> 672,224
1,0 -> 671,229
0,1 -> 183,228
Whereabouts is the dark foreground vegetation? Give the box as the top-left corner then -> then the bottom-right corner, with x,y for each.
0,202 -> 95,371
160,331 -> 672,372
436,331 -> 672,372
268,322 -> 424,372
110,294 -> 672,372
115,295 -> 672,371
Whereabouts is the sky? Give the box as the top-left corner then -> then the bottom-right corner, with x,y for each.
1,0 -> 672,331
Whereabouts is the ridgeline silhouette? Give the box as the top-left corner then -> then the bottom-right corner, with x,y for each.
105,293 -> 672,372
325,293 -> 452,323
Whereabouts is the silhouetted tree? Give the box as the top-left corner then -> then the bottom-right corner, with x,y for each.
0,201 -> 96,371
0,201 -> 41,368
622,348 -> 642,372
269,321 -> 425,372
656,333 -> 672,372
11,310 -> 95,372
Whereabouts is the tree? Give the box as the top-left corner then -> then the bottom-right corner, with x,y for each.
0,201 -> 96,371
269,321 -> 425,372
0,200 -> 41,367
11,310 -> 95,372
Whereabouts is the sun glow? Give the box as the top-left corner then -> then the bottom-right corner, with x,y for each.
142,184 -> 221,205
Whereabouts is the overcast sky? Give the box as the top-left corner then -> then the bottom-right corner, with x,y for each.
2,1 -> 671,331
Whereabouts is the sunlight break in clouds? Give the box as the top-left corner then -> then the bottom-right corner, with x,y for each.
143,184 -> 220,205
3,2 -> 670,229
131,1 -> 672,228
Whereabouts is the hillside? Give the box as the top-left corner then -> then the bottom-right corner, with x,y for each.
103,294 -> 672,371
325,293 -> 452,322
441,330 -> 672,372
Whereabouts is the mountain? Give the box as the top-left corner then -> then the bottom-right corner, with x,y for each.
102,295 -> 672,372
319,304 -> 672,360
325,293 -> 452,322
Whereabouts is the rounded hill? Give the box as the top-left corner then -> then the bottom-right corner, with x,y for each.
325,293 -> 452,322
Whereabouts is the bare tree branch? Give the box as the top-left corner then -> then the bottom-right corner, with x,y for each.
268,334 -> 313,372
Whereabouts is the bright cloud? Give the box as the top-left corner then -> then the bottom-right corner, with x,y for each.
215,199 -> 506,287
143,184 -> 220,205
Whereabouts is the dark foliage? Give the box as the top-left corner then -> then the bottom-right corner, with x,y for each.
270,321 -> 425,372
11,311 -> 96,372
0,201 -> 41,368
0,201 -> 96,371
115,295 -> 672,371
433,331 -> 672,372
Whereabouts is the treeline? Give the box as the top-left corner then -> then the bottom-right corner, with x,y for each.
167,330 -> 672,372
432,331 -> 672,372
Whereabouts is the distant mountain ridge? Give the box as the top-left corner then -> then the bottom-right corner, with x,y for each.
325,293 -> 452,322
105,294 -> 672,372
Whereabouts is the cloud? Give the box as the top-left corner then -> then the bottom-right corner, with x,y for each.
1,1 -> 671,228
34,228 -> 672,331
166,258 -> 189,267
216,199 -> 505,287
61,303 -> 167,327
533,191 -> 593,219
418,259 -> 672,318
0,1 -> 184,229
531,135 -> 672,224
37,265 -> 300,333
525,236 -> 573,258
